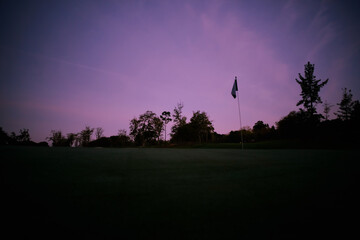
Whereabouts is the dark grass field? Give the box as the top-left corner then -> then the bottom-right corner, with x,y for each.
1,146 -> 359,239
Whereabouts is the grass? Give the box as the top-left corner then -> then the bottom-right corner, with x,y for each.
1,146 -> 359,239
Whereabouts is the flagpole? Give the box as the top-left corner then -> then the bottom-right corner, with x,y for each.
236,77 -> 244,150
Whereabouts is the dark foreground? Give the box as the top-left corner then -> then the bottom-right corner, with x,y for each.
1,147 -> 359,239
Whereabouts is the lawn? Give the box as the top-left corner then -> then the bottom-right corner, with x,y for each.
1,146 -> 359,239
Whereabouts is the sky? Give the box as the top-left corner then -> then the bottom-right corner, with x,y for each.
1,0 -> 360,142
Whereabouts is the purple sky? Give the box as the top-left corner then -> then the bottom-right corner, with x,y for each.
1,0 -> 360,142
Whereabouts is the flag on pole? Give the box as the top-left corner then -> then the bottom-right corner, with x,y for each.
231,77 -> 238,98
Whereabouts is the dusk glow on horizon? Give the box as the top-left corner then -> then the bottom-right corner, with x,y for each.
1,0 -> 360,142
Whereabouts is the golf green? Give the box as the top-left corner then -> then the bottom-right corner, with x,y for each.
1,146 -> 358,239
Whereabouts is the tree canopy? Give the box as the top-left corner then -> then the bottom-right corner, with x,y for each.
171,104 -> 214,144
335,88 -> 354,121
189,111 -> 214,143
296,62 -> 328,117
160,111 -> 172,142
129,111 -> 163,146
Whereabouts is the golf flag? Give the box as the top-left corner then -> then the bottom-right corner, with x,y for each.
231,77 -> 238,98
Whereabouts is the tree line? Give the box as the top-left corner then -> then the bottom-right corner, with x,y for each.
275,62 -> 359,146
0,104 -> 215,147
217,62 -> 359,146
0,128 -> 48,146
1,61 -> 359,148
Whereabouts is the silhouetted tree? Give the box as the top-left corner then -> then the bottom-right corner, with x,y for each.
212,132 -> 226,143
9,132 -> 17,145
153,116 -> 164,142
95,127 -> 104,140
117,129 -> 131,146
335,88 -> 354,121
241,126 -> 254,143
323,100 -> 333,121
171,123 -> 194,143
189,111 -> 214,143
129,117 -> 141,144
171,103 -> 187,134
296,62 -> 328,118
0,127 -> 44,146
74,134 -> 81,147
253,121 -> 269,132
138,111 -> 156,144
17,128 -> 31,143
88,129 -> 132,148
0,127 -> 9,145
129,111 -> 163,145
253,121 -> 271,141
66,133 -> 77,147
171,110 -> 214,143
224,127 -> 253,143
171,103 -> 187,141
47,130 -> 68,146
226,130 -> 242,143
79,126 -> 94,146
351,100 -> 360,122
276,111 -> 312,138
160,111 -> 172,142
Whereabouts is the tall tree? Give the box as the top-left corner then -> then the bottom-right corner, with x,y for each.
79,126 -> 94,146
129,111 -> 163,145
0,127 -> 9,145
17,128 -> 31,143
189,111 -> 214,143
296,62 -> 328,118
160,111 -> 172,142
139,111 -> 157,144
335,88 -> 354,121
351,100 -> 360,122
253,121 -> 269,132
323,101 -> 333,121
153,116 -> 164,142
253,121 -> 271,141
66,133 -> 77,147
95,127 -> 104,140
171,102 -> 187,137
116,129 -> 131,146
47,130 -> 67,146
9,131 -> 17,144
129,117 -> 141,144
